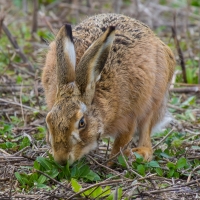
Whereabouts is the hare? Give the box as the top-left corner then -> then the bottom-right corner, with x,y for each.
42,13 -> 175,165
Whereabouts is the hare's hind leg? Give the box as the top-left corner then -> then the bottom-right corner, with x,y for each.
132,113 -> 154,161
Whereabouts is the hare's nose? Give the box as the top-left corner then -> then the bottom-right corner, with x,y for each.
54,157 -> 68,166
54,153 -> 69,166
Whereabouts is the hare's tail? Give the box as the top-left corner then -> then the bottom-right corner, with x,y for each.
152,111 -> 173,134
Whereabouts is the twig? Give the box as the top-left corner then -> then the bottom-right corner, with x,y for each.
100,139 -> 132,166
170,86 -> 200,93
2,23 -> 34,72
153,128 -> 174,149
120,148 -> 143,178
35,169 -> 72,191
39,11 -> 56,35
105,138 -> 110,159
67,179 -> 124,200
172,13 -> 187,83
32,0 -> 38,34
167,103 -> 185,112
187,165 -> 200,183
87,155 -> 131,180
0,148 -> 11,155
0,98 -> 44,114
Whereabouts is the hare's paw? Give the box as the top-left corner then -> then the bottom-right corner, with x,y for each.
132,147 -> 153,161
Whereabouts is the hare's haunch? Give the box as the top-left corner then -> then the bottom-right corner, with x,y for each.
42,14 -> 175,165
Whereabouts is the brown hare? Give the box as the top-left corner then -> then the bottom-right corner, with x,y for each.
42,13 -> 175,165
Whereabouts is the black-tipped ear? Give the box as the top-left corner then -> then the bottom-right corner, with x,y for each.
64,24 -> 74,43
75,26 -> 115,104
55,24 -> 76,89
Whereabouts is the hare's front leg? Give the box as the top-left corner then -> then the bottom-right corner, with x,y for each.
132,113 -> 153,161
108,122 -> 136,166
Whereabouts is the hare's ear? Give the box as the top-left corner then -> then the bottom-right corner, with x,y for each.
55,24 -> 76,90
75,27 -> 115,104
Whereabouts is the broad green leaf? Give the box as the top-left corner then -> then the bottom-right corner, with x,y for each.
84,170 -> 101,181
90,186 -> 102,198
38,175 -> 47,184
167,169 -> 174,178
148,161 -> 160,168
137,164 -> 145,176
101,186 -> 111,197
176,158 -> 187,169
47,168 -> 59,178
174,172 -> 180,178
117,155 -> 127,168
71,178 -> 82,193
36,157 -> 52,170
20,136 -> 31,150
33,161 -> 40,170
133,152 -> 144,163
167,162 -> 175,169
155,168 -> 163,176
15,172 -> 24,185
181,96 -> 196,108
63,162 -> 71,178
78,165 -> 90,177
29,173 -> 38,184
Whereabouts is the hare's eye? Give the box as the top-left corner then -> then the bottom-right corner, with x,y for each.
78,117 -> 85,129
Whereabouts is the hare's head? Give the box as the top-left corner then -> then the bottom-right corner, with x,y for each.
46,24 -> 115,165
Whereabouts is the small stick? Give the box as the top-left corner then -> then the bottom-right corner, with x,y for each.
0,98 -> 44,113
32,0 -> 38,34
167,103 -> 185,112
120,148 -> 143,179
67,179 -> 124,200
101,139 -> 132,166
105,138 -> 110,159
172,13 -> 187,83
187,165 -> 200,183
169,86 -> 200,93
2,23 -> 34,72
35,169 -> 72,191
87,155 -> 131,180
153,128 -> 174,149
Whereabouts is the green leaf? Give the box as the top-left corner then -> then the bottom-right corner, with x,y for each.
47,168 -> 59,178
117,155 -> 127,168
181,96 -> 196,108
36,157 -> 52,170
33,161 -> 40,170
148,161 -> 160,168
37,175 -> 47,184
78,165 -> 90,177
90,186 -> 102,198
167,162 -> 175,169
134,152 -> 144,163
84,170 -> 101,181
174,172 -> 180,178
71,178 -> 82,192
63,162 -> 71,179
101,186 -> 111,197
19,136 -> 31,150
167,169 -> 174,178
176,158 -> 187,169
29,173 -> 38,185
15,172 -> 24,185
137,164 -> 145,176
155,168 -> 163,176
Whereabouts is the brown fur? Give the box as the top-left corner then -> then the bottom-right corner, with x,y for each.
42,14 -> 175,165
